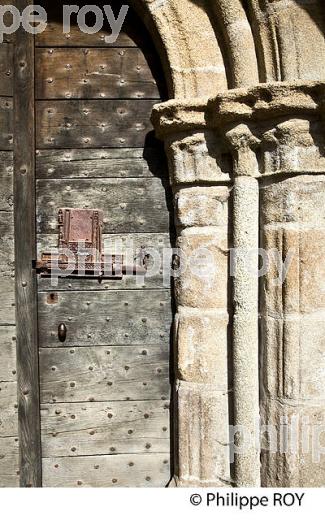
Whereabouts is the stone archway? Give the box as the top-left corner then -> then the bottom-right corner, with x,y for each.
131,0 -> 325,488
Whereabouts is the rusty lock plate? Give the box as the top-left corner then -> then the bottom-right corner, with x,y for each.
36,208 -> 146,279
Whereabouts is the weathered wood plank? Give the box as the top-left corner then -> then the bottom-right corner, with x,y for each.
41,401 -> 169,456
38,289 -> 172,347
36,24 -> 136,48
34,0 -> 164,57
36,177 -> 171,234
0,381 -> 18,436
0,152 -> 13,210
0,1 -> 15,43
0,44 -> 13,96
0,326 -> 16,381
43,453 -> 170,487
0,211 -> 15,327
35,148 -> 166,179
0,199 -> 15,327
0,437 -> 19,487
37,232 -> 172,291
0,97 -> 13,150
36,48 -> 160,100
36,99 -> 156,148
0,275 -> 15,326
39,345 -> 170,403
0,211 -> 14,268
14,1 -> 42,486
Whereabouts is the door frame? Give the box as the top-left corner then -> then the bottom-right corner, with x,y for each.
14,1 -> 42,487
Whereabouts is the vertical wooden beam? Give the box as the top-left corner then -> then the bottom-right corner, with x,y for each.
14,0 -> 42,487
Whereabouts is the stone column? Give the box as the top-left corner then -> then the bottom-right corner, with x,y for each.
153,82 -> 325,488
212,82 -> 325,487
152,104 -> 232,486
225,124 -> 261,487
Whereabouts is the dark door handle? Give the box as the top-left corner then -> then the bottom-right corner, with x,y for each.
58,323 -> 67,342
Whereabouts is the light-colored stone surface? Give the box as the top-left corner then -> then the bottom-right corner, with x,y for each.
174,227 -> 229,310
248,0 -> 325,83
131,0 -> 228,98
260,175 -> 325,486
261,175 -> 325,226
177,381 -> 231,486
231,175 -> 260,487
260,399 -> 325,487
165,132 -> 231,184
138,1 -> 325,96
176,307 -> 229,385
175,186 -> 230,228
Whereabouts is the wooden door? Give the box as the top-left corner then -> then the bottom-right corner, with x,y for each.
35,2 -> 173,487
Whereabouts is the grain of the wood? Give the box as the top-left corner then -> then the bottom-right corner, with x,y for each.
0,96 -> 13,150
0,152 -> 13,210
36,48 -> 160,100
41,401 -> 169,456
0,381 -> 18,436
42,453 -> 170,487
36,177 -> 171,234
36,99 -> 157,148
0,275 -> 15,326
0,157 -> 14,328
36,148 -> 166,179
14,2 -> 42,486
39,345 -> 170,403
0,44 -> 13,96
0,1 -> 15,43
38,289 -> 172,347
0,175 -> 15,330
37,232 -> 172,291
0,150 -> 14,340
0,326 -> 16,381
0,210 -> 14,267
0,437 -> 19,487
36,24 -> 137,48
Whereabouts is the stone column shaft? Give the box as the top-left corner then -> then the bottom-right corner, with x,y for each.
232,176 -> 260,486
225,124 -> 261,487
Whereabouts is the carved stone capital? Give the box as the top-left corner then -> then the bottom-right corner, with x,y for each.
151,81 -> 325,180
260,118 -> 325,175
224,123 -> 261,177
164,131 -> 231,185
